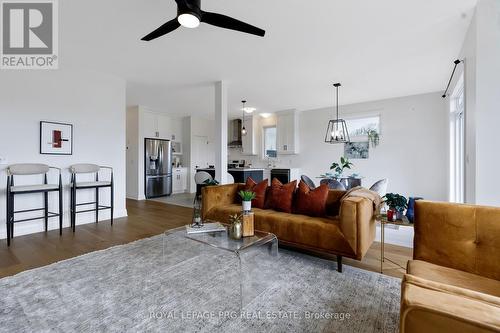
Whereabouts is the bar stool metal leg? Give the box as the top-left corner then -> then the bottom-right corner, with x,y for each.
71,175 -> 76,232
95,173 -> 99,224
58,174 -> 63,236
6,176 -> 10,246
110,172 -> 114,225
44,174 -> 48,232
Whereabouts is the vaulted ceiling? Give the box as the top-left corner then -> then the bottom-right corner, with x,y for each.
61,0 -> 477,117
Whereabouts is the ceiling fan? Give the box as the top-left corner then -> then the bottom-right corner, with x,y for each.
141,0 -> 266,41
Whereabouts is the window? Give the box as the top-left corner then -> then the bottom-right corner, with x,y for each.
449,75 -> 465,203
263,126 -> 277,158
346,115 -> 380,140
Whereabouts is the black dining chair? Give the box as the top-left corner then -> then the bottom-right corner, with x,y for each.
320,178 -> 346,190
300,175 -> 317,189
6,163 -> 63,246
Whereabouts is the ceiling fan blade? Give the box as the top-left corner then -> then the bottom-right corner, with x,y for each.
141,18 -> 181,41
201,11 -> 265,37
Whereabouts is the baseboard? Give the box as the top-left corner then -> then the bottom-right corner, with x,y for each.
0,209 -> 128,240
375,225 -> 414,248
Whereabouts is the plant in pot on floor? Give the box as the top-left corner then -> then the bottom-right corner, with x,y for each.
382,193 -> 408,221
238,190 -> 256,212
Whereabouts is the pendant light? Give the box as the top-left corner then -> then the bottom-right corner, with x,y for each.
241,100 -> 248,136
324,83 -> 350,144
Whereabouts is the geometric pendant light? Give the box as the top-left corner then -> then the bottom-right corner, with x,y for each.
324,83 -> 350,144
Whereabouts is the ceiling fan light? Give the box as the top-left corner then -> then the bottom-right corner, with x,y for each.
178,13 -> 200,28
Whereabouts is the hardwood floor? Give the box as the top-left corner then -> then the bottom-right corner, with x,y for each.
0,199 -> 412,279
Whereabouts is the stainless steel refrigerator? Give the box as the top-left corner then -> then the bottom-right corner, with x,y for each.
145,138 -> 172,198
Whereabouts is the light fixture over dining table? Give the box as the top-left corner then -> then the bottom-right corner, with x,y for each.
324,83 -> 350,144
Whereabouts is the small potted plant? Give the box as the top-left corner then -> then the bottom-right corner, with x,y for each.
383,193 -> 408,221
238,190 -> 256,212
330,157 -> 354,179
228,214 -> 242,239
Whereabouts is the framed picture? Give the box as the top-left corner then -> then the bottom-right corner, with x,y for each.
344,141 -> 369,159
40,121 -> 73,155
346,115 -> 380,140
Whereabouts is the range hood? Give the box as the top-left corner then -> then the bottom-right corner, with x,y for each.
228,119 -> 242,148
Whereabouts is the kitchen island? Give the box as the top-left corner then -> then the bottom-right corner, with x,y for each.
195,168 -> 264,183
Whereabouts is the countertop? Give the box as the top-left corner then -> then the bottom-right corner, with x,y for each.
196,168 -> 264,172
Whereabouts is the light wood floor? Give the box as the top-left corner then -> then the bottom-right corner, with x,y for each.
0,199 -> 412,279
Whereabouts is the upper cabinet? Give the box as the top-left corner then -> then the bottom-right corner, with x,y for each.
276,110 -> 299,155
241,115 -> 258,155
141,108 -> 181,142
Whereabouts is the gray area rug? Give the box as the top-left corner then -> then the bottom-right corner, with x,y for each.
0,234 -> 401,332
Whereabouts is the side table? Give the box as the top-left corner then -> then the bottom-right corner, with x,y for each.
376,214 -> 413,274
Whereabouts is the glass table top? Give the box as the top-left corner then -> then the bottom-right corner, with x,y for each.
164,223 -> 277,254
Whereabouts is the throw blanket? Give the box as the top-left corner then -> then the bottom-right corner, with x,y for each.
341,186 -> 383,214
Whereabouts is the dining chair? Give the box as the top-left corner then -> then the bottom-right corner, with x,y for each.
320,178 -> 346,190
369,179 -> 388,196
300,175 -> 316,189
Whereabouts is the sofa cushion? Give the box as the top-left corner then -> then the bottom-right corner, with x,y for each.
266,178 -> 297,213
294,180 -> 329,217
205,203 -> 356,256
243,177 -> 268,209
407,260 -> 500,297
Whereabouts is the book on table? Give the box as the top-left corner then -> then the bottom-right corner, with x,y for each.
185,222 -> 226,234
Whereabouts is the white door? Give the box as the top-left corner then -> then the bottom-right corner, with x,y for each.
191,135 -> 210,192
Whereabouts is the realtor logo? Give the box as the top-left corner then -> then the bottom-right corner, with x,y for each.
1,0 -> 58,69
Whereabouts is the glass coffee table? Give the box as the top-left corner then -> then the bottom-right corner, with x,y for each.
163,222 -> 278,310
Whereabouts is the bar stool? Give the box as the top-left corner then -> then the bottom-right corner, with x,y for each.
6,164 -> 63,246
70,164 -> 114,232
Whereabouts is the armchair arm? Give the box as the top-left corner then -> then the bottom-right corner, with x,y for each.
401,274 -> 500,333
339,196 -> 376,260
201,184 -> 239,220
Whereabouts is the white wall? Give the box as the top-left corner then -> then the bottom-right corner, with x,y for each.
231,92 -> 448,202
0,69 -> 127,239
458,0 -> 500,206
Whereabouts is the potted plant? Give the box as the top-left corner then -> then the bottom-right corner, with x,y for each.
367,129 -> 380,148
238,190 -> 256,212
383,193 -> 408,220
228,214 -> 242,239
330,157 -> 354,179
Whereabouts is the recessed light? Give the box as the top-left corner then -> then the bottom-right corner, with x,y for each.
259,113 -> 272,118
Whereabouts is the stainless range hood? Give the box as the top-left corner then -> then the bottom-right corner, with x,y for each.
228,119 -> 242,148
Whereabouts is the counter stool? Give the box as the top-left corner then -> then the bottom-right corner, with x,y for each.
70,164 -> 113,232
6,164 -> 63,246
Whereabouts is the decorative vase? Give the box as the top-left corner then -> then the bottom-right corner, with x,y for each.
406,197 -> 423,223
396,210 -> 404,220
242,200 -> 252,212
230,221 -> 242,240
387,209 -> 396,222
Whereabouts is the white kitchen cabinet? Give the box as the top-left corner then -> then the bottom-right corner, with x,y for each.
241,115 -> 258,155
142,110 -> 178,140
276,110 -> 299,155
263,169 -> 271,185
172,167 -> 188,194
142,110 -> 159,138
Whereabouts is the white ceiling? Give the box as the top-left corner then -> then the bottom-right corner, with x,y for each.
61,0 -> 477,117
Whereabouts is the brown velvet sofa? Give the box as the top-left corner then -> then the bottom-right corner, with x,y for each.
201,184 -> 377,272
400,201 -> 500,333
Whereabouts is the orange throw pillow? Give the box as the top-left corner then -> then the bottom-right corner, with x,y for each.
244,177 -> 268,209
295,180 -> 329,217
267,178 -> 297,213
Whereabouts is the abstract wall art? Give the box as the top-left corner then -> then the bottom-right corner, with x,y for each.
40,121 -> 73,155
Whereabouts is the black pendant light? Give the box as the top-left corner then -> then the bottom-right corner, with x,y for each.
324,83 -> 350,144
241,100 -> 248,136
